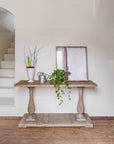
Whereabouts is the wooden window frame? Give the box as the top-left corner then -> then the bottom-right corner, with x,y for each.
56,46 -> 89,81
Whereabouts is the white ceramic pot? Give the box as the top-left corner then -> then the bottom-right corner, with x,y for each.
26,67 -> 35,83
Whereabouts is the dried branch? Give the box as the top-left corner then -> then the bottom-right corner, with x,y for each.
24,45 -> 42,68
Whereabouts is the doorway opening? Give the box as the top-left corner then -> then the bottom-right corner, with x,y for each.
0,7 -> 15,107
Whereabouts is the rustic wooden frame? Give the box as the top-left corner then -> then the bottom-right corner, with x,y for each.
56,46 -> 89,81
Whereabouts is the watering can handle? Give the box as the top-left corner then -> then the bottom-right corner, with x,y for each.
45,74 -> 50,79
37,72 -> 42,76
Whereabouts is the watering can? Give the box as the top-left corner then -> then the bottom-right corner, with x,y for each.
37,72 -> 49,84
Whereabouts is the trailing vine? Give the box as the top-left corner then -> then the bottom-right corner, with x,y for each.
49,69 -> 71,105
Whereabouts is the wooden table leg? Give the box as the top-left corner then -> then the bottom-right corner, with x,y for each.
77,87 -> 86,121
26,87 -> 36,121
28,87 -> 35,114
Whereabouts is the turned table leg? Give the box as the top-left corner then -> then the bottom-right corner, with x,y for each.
77,87 -> 85,121
26,87 -> 36,121
28,87 -> 35,114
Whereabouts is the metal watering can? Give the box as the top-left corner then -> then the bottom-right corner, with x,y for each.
37,72 -> 49,84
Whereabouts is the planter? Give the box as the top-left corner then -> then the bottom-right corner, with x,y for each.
26,67 -> 35,83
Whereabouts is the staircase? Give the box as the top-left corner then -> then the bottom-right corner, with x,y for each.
0,37 -> 15,108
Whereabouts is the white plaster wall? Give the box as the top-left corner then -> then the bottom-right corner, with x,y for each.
0,0 -> 113,116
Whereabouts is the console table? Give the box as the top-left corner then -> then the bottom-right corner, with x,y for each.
15,80 -> 97,128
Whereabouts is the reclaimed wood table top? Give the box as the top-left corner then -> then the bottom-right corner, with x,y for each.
14,80 -> 97,88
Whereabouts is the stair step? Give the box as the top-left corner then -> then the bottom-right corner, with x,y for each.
4,54 -> 15,61
12,37 -> 15,42
1,61 -> 15,69
7,48 -> 15,54
0,87 -> 15,95
0,86 -> 15,104
0,87 -> 15,89
0,76 -> 14,78
0,97 -> 14,106
0,77 -> 14,87
10,42 -> 15,48
0,69 -> 15,77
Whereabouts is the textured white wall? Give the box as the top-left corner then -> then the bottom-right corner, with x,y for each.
0,0 -> 113,116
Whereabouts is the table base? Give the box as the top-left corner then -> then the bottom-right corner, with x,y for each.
18,113 -> 93,128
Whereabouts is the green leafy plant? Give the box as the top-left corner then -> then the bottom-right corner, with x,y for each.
49,69 -> 71,105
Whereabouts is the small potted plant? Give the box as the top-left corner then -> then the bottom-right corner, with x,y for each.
24,46 -> 40,83
49,69 -> 71,105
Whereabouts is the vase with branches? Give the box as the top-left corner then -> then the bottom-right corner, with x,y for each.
24,45 -> 41,83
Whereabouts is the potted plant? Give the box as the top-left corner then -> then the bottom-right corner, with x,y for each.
49,69 -> 71,105
24,46 -> 40,83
